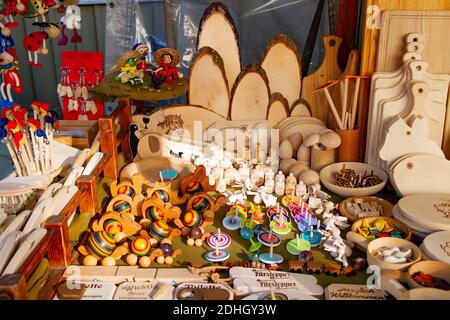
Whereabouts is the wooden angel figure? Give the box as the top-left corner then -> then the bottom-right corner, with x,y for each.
23,22 -> 59,67
0,48 -> 23,104
58,4 -> 81,45
152,48 -> 183,89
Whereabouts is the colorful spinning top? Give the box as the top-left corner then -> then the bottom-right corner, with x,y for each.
204,249 -> 230,262
206,229 -> 231,250
223,204 -> 243,230
191,195 -> 210,213
270,209 -> 292,235
145,205 -> 164,221
263,292 -> 289,300
282,194 -> 300,207
295,213 -> 318,232
300,229 -> 322,247
227,203 -> 247,220
257,230 -> 281,247
267,206 -> 288,218
131,236 -> 151,256
253,224 -> 269,236
86,231 -> 116,258
151,190 -> 170,203
249,238 -> 262,252
240,219 -> 256,240
259,243 -> 284,264
103,218 -> 123,236
113,199 -> 132,213
286,234 -> 311,255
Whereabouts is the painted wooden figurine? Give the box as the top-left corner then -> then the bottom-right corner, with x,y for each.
181,165 -> 216,195
23,22 -> 59,67
152,48 -> 183,89
0,0 -> 26,30
0,48 -> 23,105
78,231 -> 129,266
91,211 -> 142,243
58,3 -> 81,45
132,43 -> 151,72
111,50 -> 144,86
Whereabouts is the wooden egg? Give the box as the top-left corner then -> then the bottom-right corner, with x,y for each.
83,255 -> 98,266
157,256 -> 165,264
297,145 -> 311,161
299,170 -> 320,186
279,140 -> 293,160
289,162 -> 309,180
126,254 -> 138,266
139,256 -> 151,268
289,133 -> 303,155
131,236 -> 151,256
86,231 -> 116,258
102,256 -> 116,266
280,158 -> 297,175
319,130 -> 341,150
165,256 -> 174,265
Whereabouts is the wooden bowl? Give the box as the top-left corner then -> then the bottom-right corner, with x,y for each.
319,162 -> 388,197
406,261 -> 450,291
346,217 -> 412,252
367,237 -> 422,271
339,196 -> 393,222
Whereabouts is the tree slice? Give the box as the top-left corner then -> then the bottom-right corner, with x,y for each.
230,65 -> 270,121
267,93 -> 289,128
197,2 -> 241,93
261,34 -> 302,109
188,47 -> 230,119
290,98 -> 312,117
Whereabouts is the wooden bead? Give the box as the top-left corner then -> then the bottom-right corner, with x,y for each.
187,238 -> 195,246
156,256 -> 165,264
165,256 -> 174,265
194,239 -> 203,247
126,254 -> 138,266
102,256 -> 116,266
139,256 -> 151,268
83,255 -> 98,266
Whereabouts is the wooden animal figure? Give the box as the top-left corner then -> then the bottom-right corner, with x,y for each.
185,192 -> 226,220
0,0 -> 26,30
91,211 -> 142,243
153,228 -> 182,265
106,194 -> 144,216
0,48 -> 23,104
23,22 -> 60,67
145,181 -> 188,205
58,4 -> 81,45
181,165 -> 216,195
110,173 -> 149,198
379,115 -> 445,169
140,198 -> 181,224
78,231 -> 129,266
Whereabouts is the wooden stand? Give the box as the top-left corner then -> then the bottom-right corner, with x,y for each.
0,98 -> 132,300
336,128 -> 361,162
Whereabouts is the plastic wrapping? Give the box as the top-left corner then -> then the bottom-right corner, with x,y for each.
104,0 -> 332,84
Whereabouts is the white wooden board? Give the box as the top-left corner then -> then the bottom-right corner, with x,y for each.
422,231 -> 450,264
325,284 -> 385,300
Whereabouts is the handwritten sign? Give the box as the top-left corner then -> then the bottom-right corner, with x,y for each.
113,281 -> 160,300
325,284 -> 385,300
54,281 -> 117,300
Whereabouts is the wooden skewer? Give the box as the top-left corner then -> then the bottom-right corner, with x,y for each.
323,88 -> 344,130
350,77 -> 362,130
5,140 -> 23,177
342,78 -> 349,123
343,111 -> 350,130
339,81 -> 345,121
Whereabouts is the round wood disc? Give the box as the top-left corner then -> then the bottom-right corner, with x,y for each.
398,194 -> 450,231
257,232 -> 281,247
422,231 -> 450,264
300,230 -> 322,247
392,205 -> 435,234
339,196 -> 394,222
286,238 -> 311,255
204,250 -> 230,262
270,220 -> 292,235
258,252 -> 284,264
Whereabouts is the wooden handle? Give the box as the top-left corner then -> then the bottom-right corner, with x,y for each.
381,271 -> 409,300
407,81 -> 429,118
407,61 -> 428,81
322,35 -> 343,67
345,231 -> 368,250
406,33 -> 425,44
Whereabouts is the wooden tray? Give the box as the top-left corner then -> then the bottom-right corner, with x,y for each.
339,196 -> 393,222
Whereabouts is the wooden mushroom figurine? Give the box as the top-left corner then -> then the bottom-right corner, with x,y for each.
305,129 -> 341,172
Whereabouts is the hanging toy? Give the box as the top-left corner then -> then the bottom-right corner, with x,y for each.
0,48 -> 22,106
23,22 -> 59,67
21,0 -> 52,23
0,1 -> 27,30
58,4 -> 81,46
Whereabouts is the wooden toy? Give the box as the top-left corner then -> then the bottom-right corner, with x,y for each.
243,289 -> 318,301
91,212 -> 142,242
23,23 -> 60,67
206,229 -> 231,250
175,283 -> 233,300
325,284 -> 385,300
188,47 -> 230,119
110,173 -> 147,198
289,257 -> 366,277
286,234 -> 311,256
339,196 -> 393,222
153,229 -> 182,265
141,198 -> 181,225
197,2 -> 241,93
257,230 -> 281,247
185,192 -> 226,220
106,194 -> 142,216
319,162 -> 388,197
267,93 -> 289,128
58,4 -> 82,45
181,165 -> 215,195
153,48 -> 184,89
229,64 -> 270,121
261,34 -> 302,109
145,182 -> 187,205
259,243 -> 284,265
78,231 -> 129,266
422,231 -> 450,264
230,267 -> 324,296
204,248 -> 230,263
110,51 -> 144,86
2,228 -> 47,276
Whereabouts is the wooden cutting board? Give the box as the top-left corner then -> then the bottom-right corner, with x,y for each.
197,2 -> 241,93
390,154 -> 450,196
422,231 -> 450,264
188,47 -> 230,119
376,10 -> 450,159
397,194 -> 450,231
261,34 -> 302,109
301,35 -> 343,123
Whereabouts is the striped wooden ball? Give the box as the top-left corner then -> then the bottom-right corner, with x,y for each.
149,221 -> 170,240
183,210 -> 202,228
87,231 -> 116,258
117,184 -> 136,197
186,181 -> 203,194
160,243 -> 173,257
103,219 -> 122,235
131,236 -> 151,256
227,204 -> 247,219
151,190 -> 170,203
191,196 -> 210,213
113,199 -> 132,213
144,205 -> 164,221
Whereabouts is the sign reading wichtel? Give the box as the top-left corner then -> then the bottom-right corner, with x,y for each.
113,281 -> 174,300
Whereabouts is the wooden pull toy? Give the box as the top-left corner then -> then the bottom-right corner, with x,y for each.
145,181 -> 188,205
92,211 -> 142,243
78,231 -> 129,267
106,194 -> 144,216
153,229 -> 182,265
180,165 -> 216,195
140,198 -> 181,227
